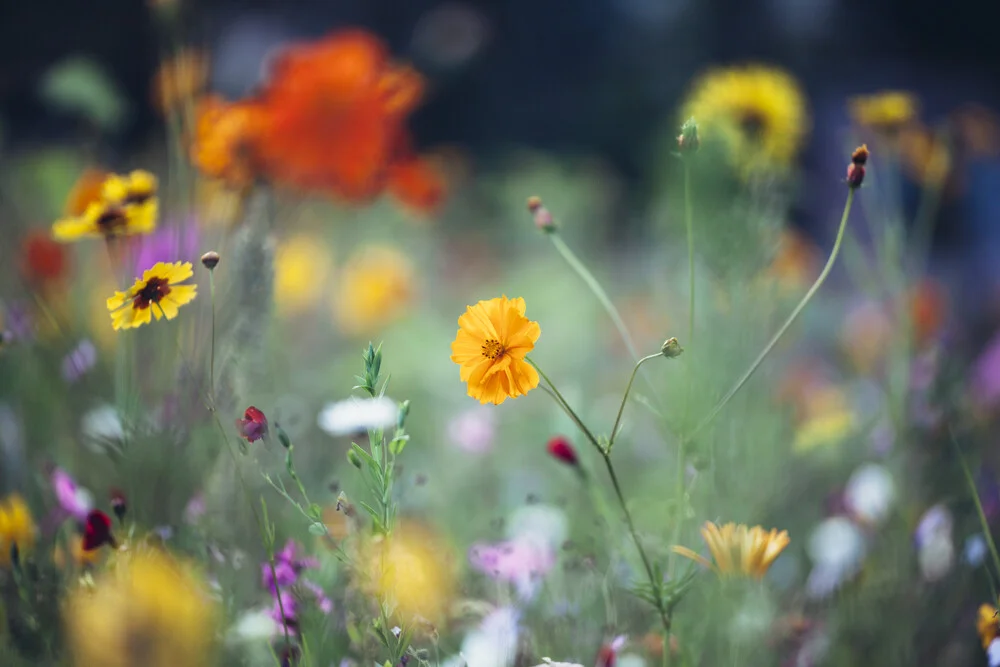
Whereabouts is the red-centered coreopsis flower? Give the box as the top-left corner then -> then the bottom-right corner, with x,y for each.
252,30 -> 445,211
236,406 -> 268,443
20,231 -> 69,286
546,436 -> 579,466
82,509 -> 117,551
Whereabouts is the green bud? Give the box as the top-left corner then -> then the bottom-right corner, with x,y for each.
397,399 -> 410,429
661,337 -> 683,358
347,448 -> 363,469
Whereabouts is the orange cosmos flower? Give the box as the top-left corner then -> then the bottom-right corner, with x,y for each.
450,296 -> 540,405
191,95 -> 265,189
673,521 -> 790,579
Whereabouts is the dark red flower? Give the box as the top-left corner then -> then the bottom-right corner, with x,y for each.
546,436 -> 579,466
109,488 -> 127,523
237,406 -> 268,443
82,509 -> 117,551
20,231 -> 69,285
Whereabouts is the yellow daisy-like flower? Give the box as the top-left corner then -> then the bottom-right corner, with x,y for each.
106,261 -> 198,330
0,494 -> 36,566
979,602 -> 999,649
681,64 -> 809,175
673,521 -> 789,579
849,91 -> 918,130
450,295 -> 540,405
66,548 -> 219,667
333,245 -> 413,335
52,170 -> 159,242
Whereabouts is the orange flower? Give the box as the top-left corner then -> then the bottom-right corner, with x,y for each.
909,279 -> 947,348
191,95 -> 265,189
253,30 -> 444,210
387,155 -> 446,214
152,49 -> 209,113
65,168 -> 111,217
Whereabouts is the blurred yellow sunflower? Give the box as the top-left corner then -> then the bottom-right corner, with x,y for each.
673,521 -> 789,579
849,91 -> 918,130
360,521 -> 456,623
106,261 -> 198,330
53,170 -> 159,242
681,64 -> 809,175
0,494 -> 36,566
274,233 -> 334,317
66,549 -> 219,667
333,245 -> 413,335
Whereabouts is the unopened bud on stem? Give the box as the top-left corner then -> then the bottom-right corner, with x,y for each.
527,196 -> 556,233
661,337 -> 683,358
200,251 -> 221,270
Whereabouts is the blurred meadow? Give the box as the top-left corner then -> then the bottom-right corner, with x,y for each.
2,1 -> 1000,666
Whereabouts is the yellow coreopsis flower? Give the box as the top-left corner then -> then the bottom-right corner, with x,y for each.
849,91 -> 918,130
681,64 -> 809,175
450,295 -> 540,405
66,549 -> 219,667
333,245 -> 413,335
673,521 -> 789,579
979,602 -> 999,649
0,494 -> 36,566
106,261 -> 198,330
53,170 -> 159,242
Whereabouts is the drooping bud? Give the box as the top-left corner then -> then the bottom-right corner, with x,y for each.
109,488 -> 127,523
847,145 -> 869,189
236,406 -> 268,443
527,195 -> 556,233
200,250 -> 221,270
546,436 -> 579,466
677,117 -> 700,155
661,337 -> 683,358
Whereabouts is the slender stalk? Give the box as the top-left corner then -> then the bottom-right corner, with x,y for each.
549,234 -> 640,362
950,427 -> 1000,580
688,188 -> 856,441
527,357 -> 601,452
608,354 -> 662,452
208,269 -> 217,399
684,162 -> 695,344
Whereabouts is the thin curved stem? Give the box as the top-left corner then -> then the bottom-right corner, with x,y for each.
608,353 -> 662,453
528,357 -> 601,452
684,163 -> 695,344
209,269 -> 217,400
687,188 -> 855,441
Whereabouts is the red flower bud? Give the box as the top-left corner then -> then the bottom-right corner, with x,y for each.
846,163 -> 865,189
547,436 -> 579,466
82,509 -> 117,551
109,488 -> 127,523
236,406 -> 268,443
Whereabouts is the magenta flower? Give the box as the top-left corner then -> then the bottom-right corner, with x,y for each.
468,536 -> 556,600
51,467 -> 92,521
133,222 -> 200,277
261,540 -> 331,634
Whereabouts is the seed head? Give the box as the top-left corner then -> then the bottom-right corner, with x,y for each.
200,250 -> 221,270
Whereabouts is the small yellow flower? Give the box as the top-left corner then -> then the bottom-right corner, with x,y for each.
979,603 -> 999,649
0,494 -> 36,566
450,295 -> 540,405
333,245 -> 413,335
849,91 -> 918,130
274,233 -> 334,317
66,548 -> 219,667
681,64 -> 809,175
673,521 -> 789,579
106,261 -> 198,330
53,170 -> 159,242
360,522 -> 456,624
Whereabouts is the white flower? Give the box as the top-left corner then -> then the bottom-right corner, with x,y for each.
966,534 -> 988,566
227,609 -> 283,644
989,637 -> 1000,667
805,517 -> 865,599
459,607 -> 519,667
533,661 -> 584,667
916,504 -> 954,581
317,397 -> 397,437
82,404 -> 125,442
507,504 -> 568,548
844,463 -> 895,525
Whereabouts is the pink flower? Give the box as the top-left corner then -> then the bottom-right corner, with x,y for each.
447,407 -> 496,454
469,535 -> 556,600
51,467 -> 92,521
236,406 -> 268,443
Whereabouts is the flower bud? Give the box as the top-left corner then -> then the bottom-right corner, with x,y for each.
110,488 -> 127,523
661,337 -> 683,358
527,195 -> 556,232
677,117 -> 700,155
851,144 -> 869,166
236,406 -> 268,443
546,436 -> 579,466
846,163 -> 865,189
347,448 -> 364,469
200,250 -> 221,270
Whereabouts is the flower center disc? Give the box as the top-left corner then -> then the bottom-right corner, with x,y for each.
480,338 -> 504,360
133,277 -> 172,310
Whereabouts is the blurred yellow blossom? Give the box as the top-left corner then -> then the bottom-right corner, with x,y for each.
673,521 -> 789,579
681,64 -> 809,175
0,494 -> 36,566
450,295 -> 540,405
333,245 -> 413,335
793,386 -> 856,452
55,538 -> 105,570
274,233 -> 334,317
361,522 -> 456,623
53,171 -> 159,242
897,123 -> 951,187
106,261 -> 197,330
66,548 -> 219,667
849,91 -> 918,130
979,602 -> 999,649
152,49 -> 209,113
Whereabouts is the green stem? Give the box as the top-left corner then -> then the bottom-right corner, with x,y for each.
209,269 -> 217,400
527,357 -> 601,452
684,162 -> 695,344
950,427 -> 1000,581
688,188 -> 855,441
608,353 -> 662,452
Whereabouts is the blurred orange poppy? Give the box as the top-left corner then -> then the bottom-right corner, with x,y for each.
191,95 -> 266,189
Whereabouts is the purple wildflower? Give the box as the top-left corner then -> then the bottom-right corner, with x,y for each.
62,339 -> 97,383
133,222 -> 200,277
51,467 -> 92,522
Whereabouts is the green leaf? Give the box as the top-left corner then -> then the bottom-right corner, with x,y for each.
389,434 -> 408,456
308,522 -> 326,536
308,503 -> 323,520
